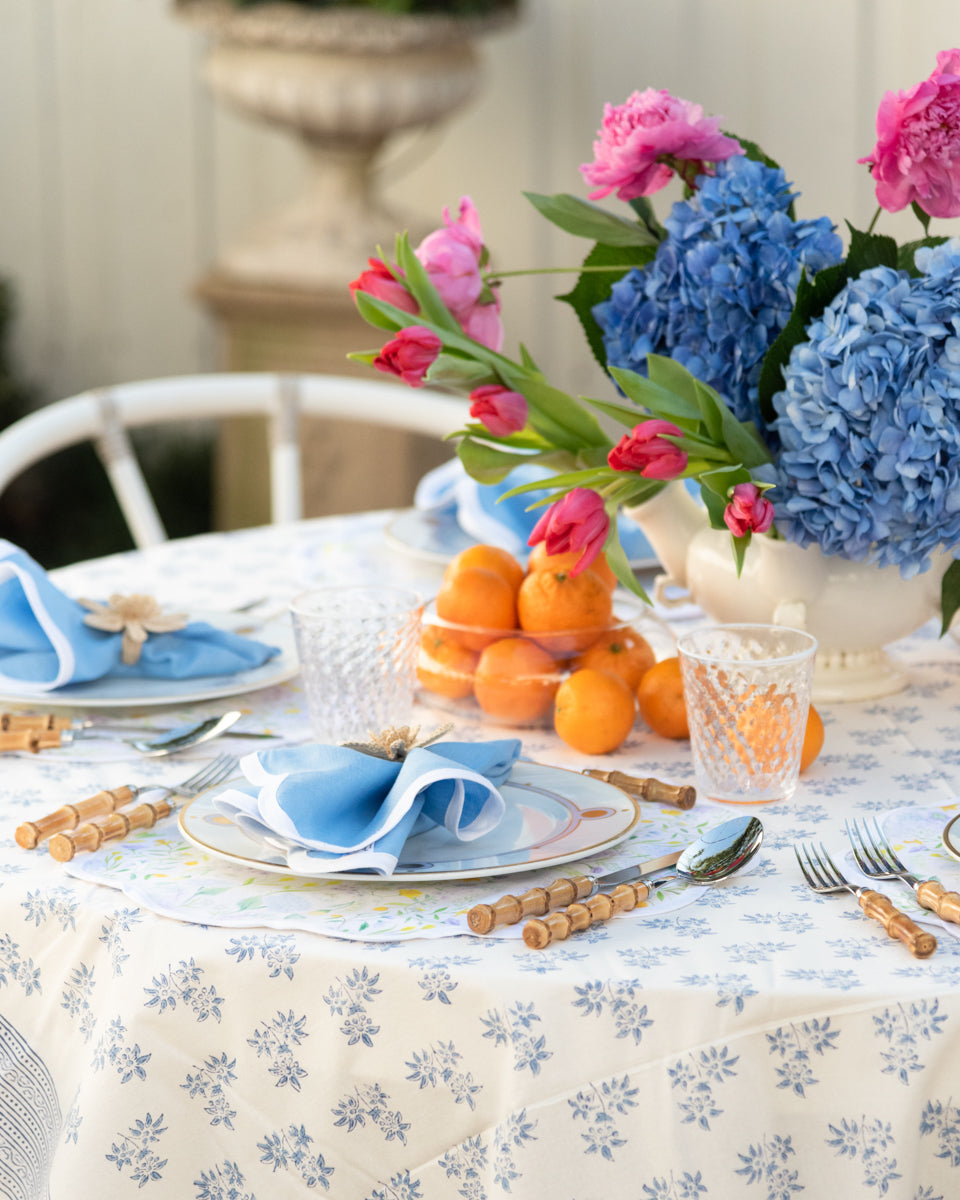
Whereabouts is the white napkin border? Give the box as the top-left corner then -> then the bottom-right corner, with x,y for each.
0,541 -> 76,692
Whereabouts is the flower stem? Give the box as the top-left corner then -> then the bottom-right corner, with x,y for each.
865,206 -> 882,235
485,265 -> 640,281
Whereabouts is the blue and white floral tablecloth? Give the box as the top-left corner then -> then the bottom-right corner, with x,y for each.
3,512 -> 960,1200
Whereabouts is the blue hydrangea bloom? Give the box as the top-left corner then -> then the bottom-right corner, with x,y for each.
771,238 -> 960,576
593,156 -> 843,425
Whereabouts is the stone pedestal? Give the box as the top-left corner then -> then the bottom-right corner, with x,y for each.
197,270 -> 450,529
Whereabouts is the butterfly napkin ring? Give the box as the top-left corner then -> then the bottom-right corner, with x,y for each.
341,722 -> 454,761
79,593 -> 189,665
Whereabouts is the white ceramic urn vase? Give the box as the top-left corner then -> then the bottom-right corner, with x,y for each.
627,482 -> 950,702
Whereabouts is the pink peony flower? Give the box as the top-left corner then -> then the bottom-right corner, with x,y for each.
607,419 -> 688,479
349,258 -> 419,315
859,50 -> 960,219
580,89 -> 743,201
724,483 -> 775,538
469,384 -> 528,437
373,326 -> 442,388
528,487 -> 609,577
416,196 -> 503,350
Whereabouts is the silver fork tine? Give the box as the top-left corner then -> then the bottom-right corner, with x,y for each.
846,819 -> 882,876
856,817 -> 960,926
793,840 -> 937,958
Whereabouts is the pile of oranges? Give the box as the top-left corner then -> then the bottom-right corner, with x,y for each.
417,541 -> 826,770
417,543 -> 680,755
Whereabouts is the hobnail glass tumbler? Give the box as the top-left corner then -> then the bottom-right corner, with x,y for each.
677,624 -> 817,804
290,587 -> 424,744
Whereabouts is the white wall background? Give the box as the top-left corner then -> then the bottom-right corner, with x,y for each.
1,0 -> 959,409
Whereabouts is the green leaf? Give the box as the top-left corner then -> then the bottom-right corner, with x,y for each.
692,377 -> 724,444
627,195 -> 666,240
496,364 -> 610,451
608,365 -> 701,424
898,235 -> 949,276
757,261 -> 847,421
693,378 -> 774,468
582,395 -> 643,430
845,223 -> 899,273
731,531 -> 751,577
941,559 -> 960,636
557,242 -> 656,370
394,234 -> 462,333
424,353 -> 495,389
524,191 -> 660,246
457,438 -> 535,485
700,482 -> 729,529
353,290 -> 406,333
519,343 -> 541,373
602,512 -> 651,601
911,200 -> 932,235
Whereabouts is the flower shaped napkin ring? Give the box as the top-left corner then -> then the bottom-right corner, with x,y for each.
79,594 -> 188,665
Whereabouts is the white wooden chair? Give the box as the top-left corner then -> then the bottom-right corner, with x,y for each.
0,373 -> 469,549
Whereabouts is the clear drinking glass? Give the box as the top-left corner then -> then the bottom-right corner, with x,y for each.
289,587 -> 424,743
677,624 -> 817,804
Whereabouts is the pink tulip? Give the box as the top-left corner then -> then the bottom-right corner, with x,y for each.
415,196 -> 503,351
724,483 -> 775,538
859,50 -> 960,219
580,89 -> 743,201
528,488 -> 610,577
373,326 -> 442,388
349,257 -> 419,314
468,384 -> 528,437
607,419 -> 688,479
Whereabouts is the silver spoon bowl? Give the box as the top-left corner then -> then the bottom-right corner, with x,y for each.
654,813 -> 764,889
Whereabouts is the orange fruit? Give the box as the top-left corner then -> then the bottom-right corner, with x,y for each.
573,627 -> 656,691
517,570 -> 614,654
417,625 -> 479,700
473,637 -> 559,724
554,668 -> 636,754
636,656 -> 689,739
448,544 -> 524,595
800,704 -> 824,772
435,566 -> 517,651
527,543 -> 617,591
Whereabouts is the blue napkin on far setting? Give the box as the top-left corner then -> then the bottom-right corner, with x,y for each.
213,738 -> 522,876
0,540 -> 280,694
415,458 -> 656,562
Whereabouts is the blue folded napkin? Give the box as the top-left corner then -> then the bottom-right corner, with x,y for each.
0,540 -> 280,694
415,458 -> 657,562
213,738 -> 521,876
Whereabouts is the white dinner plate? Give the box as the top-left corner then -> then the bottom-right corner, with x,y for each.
944,813 -> 960,862
385,508 -> 659,571
0,612 -> 299,710
178,760 -> 639,882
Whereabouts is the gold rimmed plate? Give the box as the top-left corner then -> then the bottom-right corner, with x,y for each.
944,813 -> 960,863
178,760 -> 639,883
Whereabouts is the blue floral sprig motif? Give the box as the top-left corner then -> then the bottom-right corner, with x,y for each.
21,886 -> 77,931
258,1124 -> 334,1190
0,931 -> 41,996
194,1160 -> 255,1200
331,1083 -> 410,1144
593,155 -> 842,425
783,967 -> 862,992
736,1133 -> 803,1197
572,978 -> 652,1045
439,1134 -> 488,1198
676,972 -> 757,1014
365,1168 -> 423,1200
826,1116 -> 902,1194
180,1053 -> 238,1129
226,932 -> 299,980
492,1110 -> 537,1192
99,906 -> 143,976
92,1016 -> 151,1083
766,1018 -> 840,1097
920,1099 -> 960,1167
247,1010 -> 308,1091
323,967 -> 382,1046
568,1076 -> 638,1162
104,1111 -> 167,1188
60,962 -> 96,1042
479,1001 -> 552,1075
667,1046 -> 739,1132
640,1170 -> 708,1199
62,1105 -> 82,1146
143,958 -> 223,1023
772,239 -> 960,576
873,1000 -> 948,1086
405,1041 -> 482,1109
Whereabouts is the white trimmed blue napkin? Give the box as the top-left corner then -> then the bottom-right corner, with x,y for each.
0,540 -> 279,694
212,738 -> 521,876
415,458 -> 658,562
